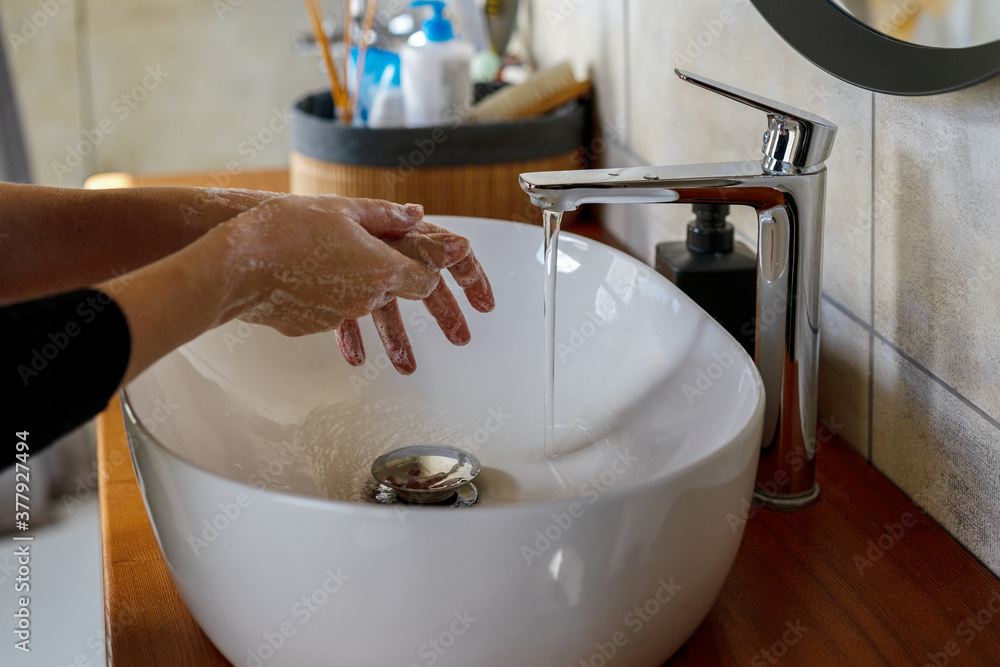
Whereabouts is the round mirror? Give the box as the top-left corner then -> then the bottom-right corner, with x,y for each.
751,0 -> 1000,95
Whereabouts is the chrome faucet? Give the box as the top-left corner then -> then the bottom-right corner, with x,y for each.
519,70 -> 837,511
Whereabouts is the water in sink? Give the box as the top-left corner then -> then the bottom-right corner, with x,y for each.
242,395 -> 644,507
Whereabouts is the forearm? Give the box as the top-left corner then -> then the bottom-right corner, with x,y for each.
99,221 -> 246,386
0,183 -> 278,305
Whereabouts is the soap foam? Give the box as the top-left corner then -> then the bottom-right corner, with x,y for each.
235,398 -> 649,507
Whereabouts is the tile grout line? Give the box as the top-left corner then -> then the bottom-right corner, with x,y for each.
874,333 -> 1000,434
822,292 -> 1000,435
868,91 -> 876,463
822,293 -> 870,333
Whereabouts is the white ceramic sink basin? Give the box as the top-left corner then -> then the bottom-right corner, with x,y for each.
122,215 -> 764,666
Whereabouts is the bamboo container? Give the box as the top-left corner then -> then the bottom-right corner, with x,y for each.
289,89 -> 587,224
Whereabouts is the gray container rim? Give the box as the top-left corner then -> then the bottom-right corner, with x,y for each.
290,90 -> 587,168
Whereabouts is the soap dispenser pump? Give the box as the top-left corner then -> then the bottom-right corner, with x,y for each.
655,203 -> 756,355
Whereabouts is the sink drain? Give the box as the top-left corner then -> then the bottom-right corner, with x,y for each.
370,445 -> 481,507
373,482 -> 478,507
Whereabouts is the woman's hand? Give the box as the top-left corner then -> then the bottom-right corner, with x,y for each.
104,193 -> 495,385
218,196 -> 443,331
336,219 -> 495,374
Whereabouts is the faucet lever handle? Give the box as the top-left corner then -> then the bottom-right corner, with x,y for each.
675,69 -> 837,172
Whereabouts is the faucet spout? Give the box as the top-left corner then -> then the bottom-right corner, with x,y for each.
520,159 -> 827,510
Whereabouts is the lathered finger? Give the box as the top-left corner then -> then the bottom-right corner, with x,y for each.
447,250 -> 495,312
388,233 -> 470,271
336,319 -> 366,366
422,276 -> 471,346
344,199 -> 424,239
403,220 -> 495,312
386,253 -> 442,301
371,300 -> 417,374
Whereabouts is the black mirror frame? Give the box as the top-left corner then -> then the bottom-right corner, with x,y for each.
751,0 -> 1000,95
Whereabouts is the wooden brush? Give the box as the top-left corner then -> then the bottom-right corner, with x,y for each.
466,61 -> 590,123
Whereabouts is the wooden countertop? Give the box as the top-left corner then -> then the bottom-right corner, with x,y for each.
95,168 -> 1000,665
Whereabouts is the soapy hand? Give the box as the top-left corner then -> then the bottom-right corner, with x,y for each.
217,195 -> 493,373
336,219 -> 495,374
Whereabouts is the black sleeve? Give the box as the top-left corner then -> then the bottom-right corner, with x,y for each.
1,289 -> 131,467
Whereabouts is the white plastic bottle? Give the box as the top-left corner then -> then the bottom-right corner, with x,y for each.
401,0 -> 474,127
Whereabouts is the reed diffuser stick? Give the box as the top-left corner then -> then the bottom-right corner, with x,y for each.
350,0 -> 380,120
303,0 -> 346,111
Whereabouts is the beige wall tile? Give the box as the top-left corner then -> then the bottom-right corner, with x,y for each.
818,300 -> 870,457
529,0 -> 625,138
1,0 -> 84,186
85,0 -> 325,180
874,78 -> 1000,423
872,337 -> 1000,576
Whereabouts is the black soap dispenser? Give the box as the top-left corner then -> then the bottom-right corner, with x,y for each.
655,203 -> 756,356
